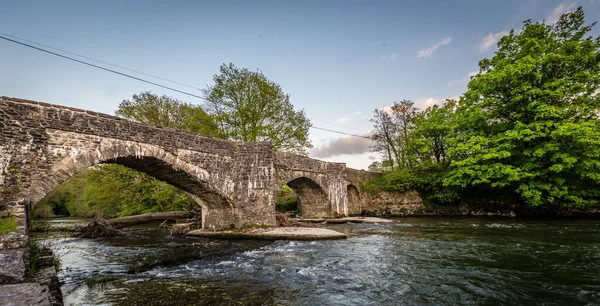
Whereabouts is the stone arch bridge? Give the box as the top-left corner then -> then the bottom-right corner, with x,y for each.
0,97 -> 378,249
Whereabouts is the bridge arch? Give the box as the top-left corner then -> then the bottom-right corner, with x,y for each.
0,97 -> 378,249
279,176 -> 330,218
28,138 -> 235,230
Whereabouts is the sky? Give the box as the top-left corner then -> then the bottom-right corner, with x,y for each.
1,0 -> 599,170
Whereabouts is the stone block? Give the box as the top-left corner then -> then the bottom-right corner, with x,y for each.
0,249 -> 25,284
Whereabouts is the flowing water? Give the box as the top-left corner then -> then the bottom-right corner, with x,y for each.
34,217 -> 600,305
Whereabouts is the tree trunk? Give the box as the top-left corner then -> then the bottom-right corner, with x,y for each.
108,211 -> 195,229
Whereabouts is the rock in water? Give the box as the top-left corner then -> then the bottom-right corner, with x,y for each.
0,283 -> 52,305
0,250 -> 25,284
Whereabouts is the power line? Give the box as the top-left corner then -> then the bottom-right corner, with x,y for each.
0,34 -> 205,99
310,126 -> 371,139
0,32 -> 203,91
0,33 -> 372,139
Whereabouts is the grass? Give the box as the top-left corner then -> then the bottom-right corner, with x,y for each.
0,216 -> 18,235
29,241 -> 41,276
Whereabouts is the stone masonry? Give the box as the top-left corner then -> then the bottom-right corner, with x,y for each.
0,96 -> 377,250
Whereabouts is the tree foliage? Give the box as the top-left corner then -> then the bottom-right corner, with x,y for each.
369,8 -> 600,208
33,164 -> 194,218
116,91 -> 221,137
446,7 -> 600,207
204,63 -> 312,154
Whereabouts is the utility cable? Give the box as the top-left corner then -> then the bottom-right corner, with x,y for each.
0,34 -> 205,99
0,32 -> 203,91
0,34 -> 372,139
310,126 -> 371,139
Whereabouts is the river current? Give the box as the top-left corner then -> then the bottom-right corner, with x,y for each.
36,217 -> 600,305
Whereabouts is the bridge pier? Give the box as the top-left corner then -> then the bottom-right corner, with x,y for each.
0,96 -> 379,251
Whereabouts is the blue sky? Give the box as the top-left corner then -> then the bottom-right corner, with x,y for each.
1,0 -> 598,169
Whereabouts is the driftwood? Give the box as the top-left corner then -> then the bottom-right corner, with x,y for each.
77,217 -> 126,238
107,211 -> 194,229
77,211 -> 196,238
276,213 -> 321,228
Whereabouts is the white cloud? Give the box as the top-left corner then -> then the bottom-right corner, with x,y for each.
310,134 -> 373,159
380,53 -> 398,62
418,37 -> 452,58
416,96 -> 461,109
381,105 -> 393,114
546,2 -> 577,24
479,30 -> 510,52
469,71 -> 479,77
417,97 -> 439,109
335,117 -> 349,125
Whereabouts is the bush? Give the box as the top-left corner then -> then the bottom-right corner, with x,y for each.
362,164 -> 461,206
276,194 -> 297,212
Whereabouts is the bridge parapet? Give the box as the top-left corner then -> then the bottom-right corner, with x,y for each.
0,96 -> 378,250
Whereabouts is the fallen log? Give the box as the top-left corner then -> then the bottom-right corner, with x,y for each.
77,211 -> 197,238
107,211 -> 195,229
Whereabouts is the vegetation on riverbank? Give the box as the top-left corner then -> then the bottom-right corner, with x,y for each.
275,185 -> 297,213
367,8 -> 600,210
33,164 -> 194,218
0,216 -> 18,234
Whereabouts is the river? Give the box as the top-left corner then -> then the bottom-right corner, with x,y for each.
34,217 -> 600,305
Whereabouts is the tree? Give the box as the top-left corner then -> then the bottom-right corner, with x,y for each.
370,100 -> 419,169
116,91 -> 221,137
412,99 -> 457,165
368,161 -> 382,172
370,109 -> 399,169
445,7 -> 600,207
389,100 -> 418,168
203,63 -> 312,154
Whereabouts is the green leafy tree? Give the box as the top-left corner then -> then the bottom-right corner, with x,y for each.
445,7 -> 600,207
34,165 -> 194,218
412,99 -> 457,165
116,91 -> 221,137
203,63 -> 312,154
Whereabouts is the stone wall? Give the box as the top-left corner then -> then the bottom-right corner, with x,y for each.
360,190 -> 427,216
0,96 -> 276,240
344,168 -> 381,215
274,152 -> 347,218
0,96 -> 378,250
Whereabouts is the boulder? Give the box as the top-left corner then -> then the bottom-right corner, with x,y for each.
0,250 -> 25,284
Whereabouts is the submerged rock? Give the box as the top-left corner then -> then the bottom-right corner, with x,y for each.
0,283 -> 52,306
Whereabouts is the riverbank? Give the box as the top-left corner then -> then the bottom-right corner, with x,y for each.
0,245 -> 62,306
353,190 -> 600,218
